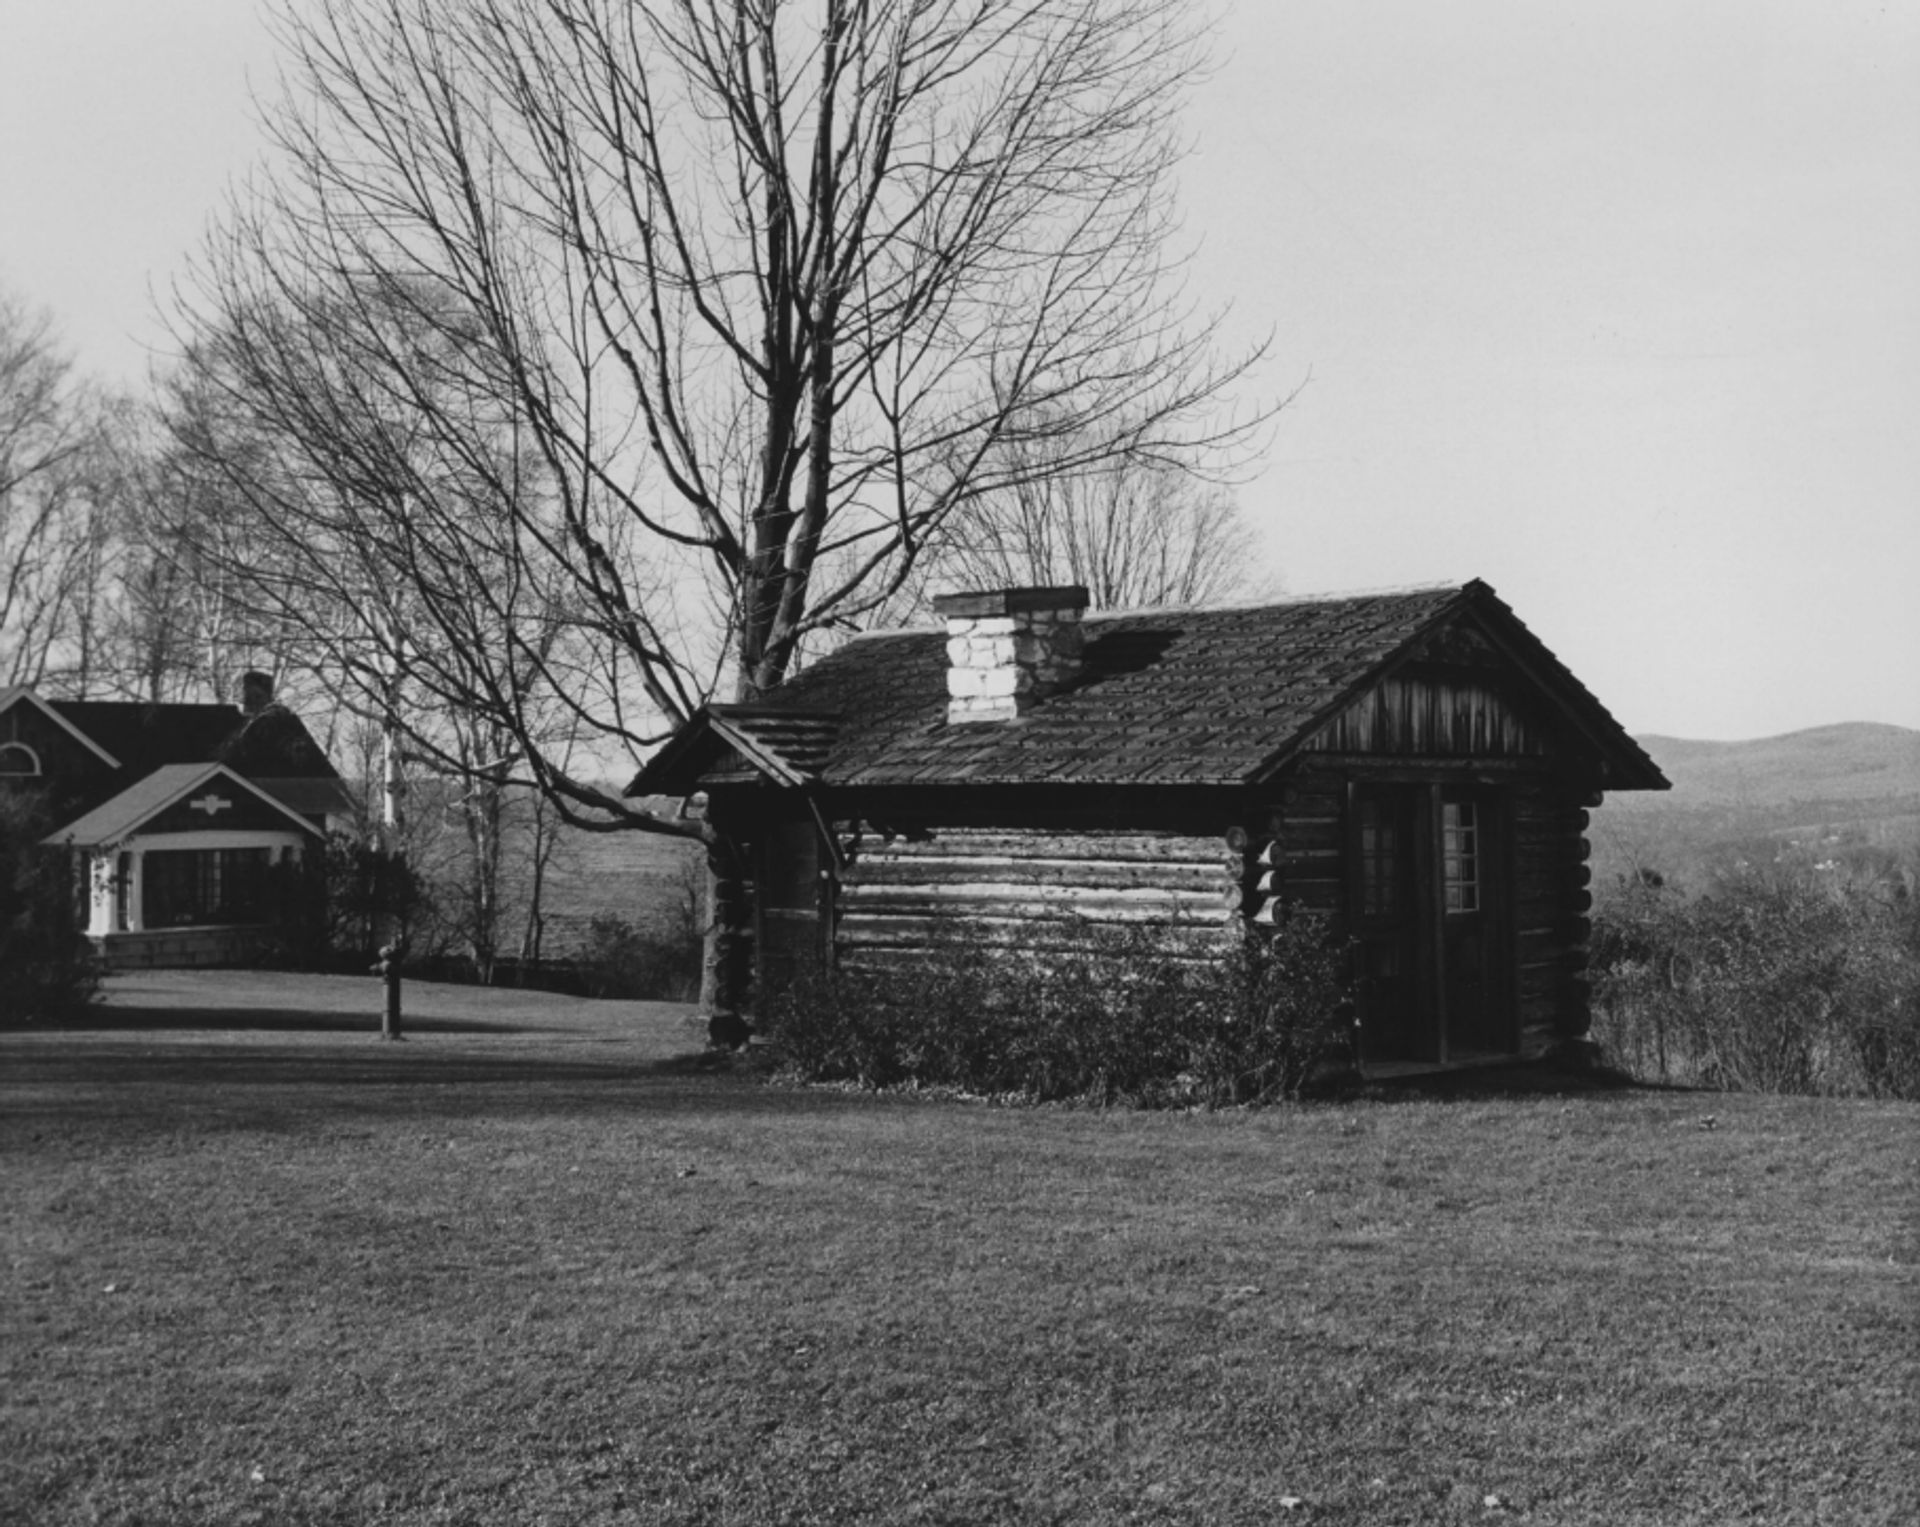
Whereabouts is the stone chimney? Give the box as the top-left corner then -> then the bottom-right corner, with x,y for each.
934,586 -> 1089,724
239,671 -> 275,715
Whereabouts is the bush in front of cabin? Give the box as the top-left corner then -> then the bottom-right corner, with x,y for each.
0,790 -> 100,1025
761,911 -> 1352,1106
1591,853 -> 1920,1099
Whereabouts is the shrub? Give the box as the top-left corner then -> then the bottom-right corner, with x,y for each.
578,914 -> 703,1002
762,912 -> 1352,1107
1591,856 -> 1920,1099
0,790 -> 100,1025
321,832 -> 430,967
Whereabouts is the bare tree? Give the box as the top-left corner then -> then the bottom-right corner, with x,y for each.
175,0 -> 1265,765
0,290 -> 117,693
914,453 -> 1276,611
169,0 -> 1272,1030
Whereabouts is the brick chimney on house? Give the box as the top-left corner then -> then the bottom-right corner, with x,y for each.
934,586 -> 1089,724
239,671 -> 275,715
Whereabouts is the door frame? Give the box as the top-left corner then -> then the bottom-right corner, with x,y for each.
1348,777 -> 1516,1065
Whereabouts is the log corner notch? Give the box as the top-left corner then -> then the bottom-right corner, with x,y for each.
1225,819 -> 1286,927
701,833 -> 753,1048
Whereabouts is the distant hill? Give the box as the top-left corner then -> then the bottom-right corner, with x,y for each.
1593,722 -> 1920,888
1628,723 -> 1920,809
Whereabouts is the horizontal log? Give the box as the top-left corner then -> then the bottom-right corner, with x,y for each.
1517,993 -> 1558,1027
1519,966 -> 1566,999
836,914 -> 1229,952
852,830 -> 1223,865
841,875 -> 1224,907
837,887 -> 1230,923
838,947 -> 1225,977
845,857 -> 1229,893
1277,816 -> 1342,853
1280,849 -> 1343,876
1516,1018 -> 1558,1052
1278,779 -> 1346,809
1517,867 -> 1589,896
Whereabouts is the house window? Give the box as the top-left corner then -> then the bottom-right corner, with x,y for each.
1358,796 -> 1400,917
143,848 -> 275,927
0,742 -> 39,775
1442,800 -> 1480,913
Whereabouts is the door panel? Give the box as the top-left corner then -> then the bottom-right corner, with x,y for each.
1351,786 -> 1428,1062
1440,791 -> 1510,1057
757,817 -> 824,999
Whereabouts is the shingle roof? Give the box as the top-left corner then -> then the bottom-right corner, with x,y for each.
629,581 -> 1667,794
47,701 -> 340,780
47,762 -> 327,847
708,707 -> 842,785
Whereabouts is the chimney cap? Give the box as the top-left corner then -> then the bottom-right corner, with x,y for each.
932,585 -> 1090,620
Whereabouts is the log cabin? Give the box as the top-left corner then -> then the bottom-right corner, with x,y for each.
629,581 -> 1668,1067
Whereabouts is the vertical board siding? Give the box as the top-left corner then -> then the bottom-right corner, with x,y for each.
1303,674 -> 1547,758
834,826 -> 1235,963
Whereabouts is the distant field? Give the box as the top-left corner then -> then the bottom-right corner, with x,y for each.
3,971 -> 1915,1525
1592,721 -> 1920,887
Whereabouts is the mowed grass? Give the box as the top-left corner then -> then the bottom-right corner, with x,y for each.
2,974 -> 1915,1526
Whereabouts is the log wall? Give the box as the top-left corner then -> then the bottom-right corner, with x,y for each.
833,826 -> 1236,968
1511,784 -> 1593,1055
1267,774 -> 1349,915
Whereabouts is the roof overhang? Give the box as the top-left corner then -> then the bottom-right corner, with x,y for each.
45,762 -> 329,848
0,686 -> 122,768
627,706 -> 840,796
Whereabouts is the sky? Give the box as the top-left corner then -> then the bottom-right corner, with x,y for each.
2,0 -> 1915,741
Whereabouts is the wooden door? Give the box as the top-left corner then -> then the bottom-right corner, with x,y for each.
755,815 -> 825,1001
1351,786 -> 1428,1062
1439,791 -> 1498,1056
1352,783 -> 1514,1065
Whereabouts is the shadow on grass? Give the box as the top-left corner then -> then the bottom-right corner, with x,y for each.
1355,1058 -> 1695,1103
46,1004 -> 529,1036
0,1033 -> 862,1136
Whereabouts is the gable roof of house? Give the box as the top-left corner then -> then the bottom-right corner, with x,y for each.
631,581 -> 1667,796
0,687 -> 123,766
46,700 -> 340,780
46,762 -> 329,847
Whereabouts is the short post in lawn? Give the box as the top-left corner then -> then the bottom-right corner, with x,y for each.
374,940 -> 405,1041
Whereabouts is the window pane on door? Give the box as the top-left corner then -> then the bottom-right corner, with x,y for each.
1442,800 -> 1479,912
1359,796 -> 1400,917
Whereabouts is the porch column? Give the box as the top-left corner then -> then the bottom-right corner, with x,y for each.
125,848 -> 145,932
87,855 -> 116,937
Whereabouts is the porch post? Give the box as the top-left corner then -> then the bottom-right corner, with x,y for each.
125,848 -> 145,932
87,854 -> 116,937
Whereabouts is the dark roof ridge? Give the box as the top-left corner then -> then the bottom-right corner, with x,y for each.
1081,579 -> 1473,623
829,580 -> 1475,645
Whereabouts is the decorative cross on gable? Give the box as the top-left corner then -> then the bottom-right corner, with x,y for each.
189,793 -> 234,816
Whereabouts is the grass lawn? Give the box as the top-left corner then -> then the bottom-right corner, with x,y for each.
2,972 -> 1916,1526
